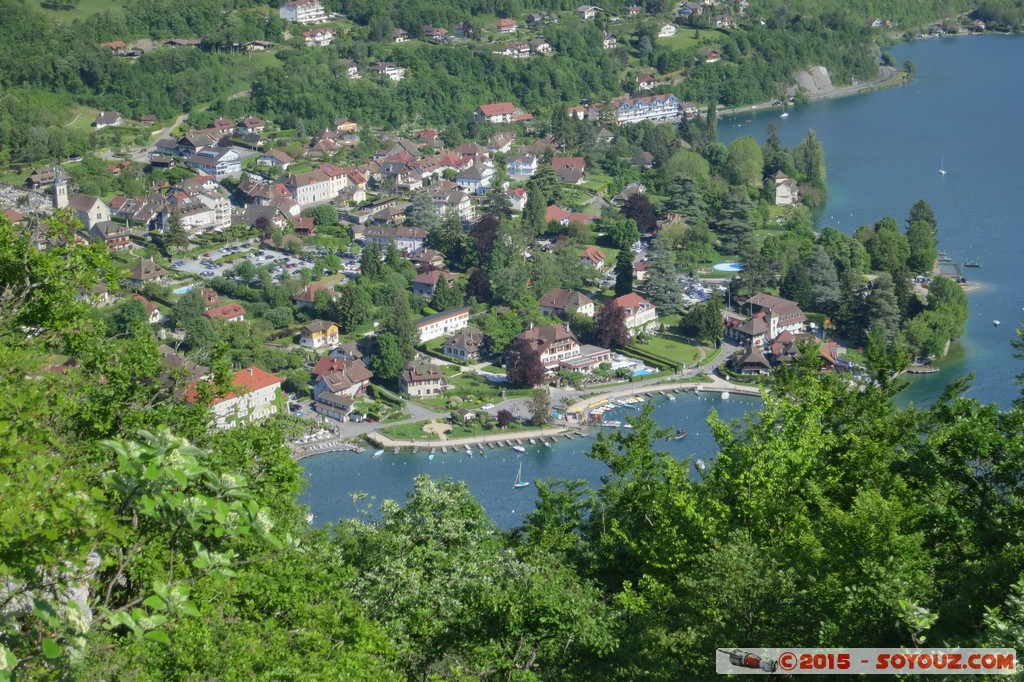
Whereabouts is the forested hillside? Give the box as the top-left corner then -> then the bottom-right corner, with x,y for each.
0,0 -> 986,165
2,213 -> 1024,679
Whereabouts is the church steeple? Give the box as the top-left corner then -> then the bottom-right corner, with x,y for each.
52,167 -> 68,210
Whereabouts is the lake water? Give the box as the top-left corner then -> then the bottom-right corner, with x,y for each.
302,35 -> 1024,528
301,392 -> 760,529
719,34 -> 1024,409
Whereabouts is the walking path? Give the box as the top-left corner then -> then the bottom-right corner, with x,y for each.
718,65 -> 901,118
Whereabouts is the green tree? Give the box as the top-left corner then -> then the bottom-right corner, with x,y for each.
404,192 -> 440,232
430,273 -> 462,311
779,261 -> 813,309
163,208 -> 190,253
726,136 -> 765,187
172,287 -> 207,329
530,387 -> 553,426
380,286 -> 416,362
604,216 -> 640,251
803,244 -> 841,314
614,249 -> 634,296
906,219 -> 938,274
866,217 -> 910,273
370,332 -> 407,379
864,272 -> 902,343
643,236 -> 684,315
112,298 -> 152,336
360,243 -> 384,280
793,129 -> 826,190
715,187 -> 754,255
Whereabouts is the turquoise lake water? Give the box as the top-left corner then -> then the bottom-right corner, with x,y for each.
301,35 -> 1024,528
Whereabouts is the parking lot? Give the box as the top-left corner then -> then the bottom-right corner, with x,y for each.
171,241 -> 319,283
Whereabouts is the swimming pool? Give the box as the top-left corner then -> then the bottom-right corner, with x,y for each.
172,285 -> 194,295
632,368 -> 656,376
712,262 -> 744,272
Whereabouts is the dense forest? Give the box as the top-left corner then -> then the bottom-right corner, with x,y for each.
1,213 -> 1023,679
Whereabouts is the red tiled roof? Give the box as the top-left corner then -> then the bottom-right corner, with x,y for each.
186,366 -> 282,404
478,102 -> 517,116
610,292 -> 654,312
204,303 -> 246,320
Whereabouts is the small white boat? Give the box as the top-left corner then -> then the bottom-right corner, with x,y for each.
940,156 -> 946,175
780,111 -> 789,118
373,449 -> 384,457
667,394 -> 676,401
994,320 -> 1001,327
544,441 -> 552,448
721,391 -> 730,400
513,445 -> 526,452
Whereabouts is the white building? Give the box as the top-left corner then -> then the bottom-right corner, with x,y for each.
415,307 -> 470,343
607,293 -> 658,334
279,0 -> 326,24
187,366 -> 283,429
370,63 -> 406,82
614,94 -> 681,125
186,147 -> 241,178
303,28 -> 335,47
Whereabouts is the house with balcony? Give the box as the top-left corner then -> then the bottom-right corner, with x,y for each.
279,0 -> 326,24
606,292 -> 658,334
303,28 -> 334,47
613,94 -> 681,124
300,320 -> 340,349
513,323 -> 581,371
455,162 -> 495,195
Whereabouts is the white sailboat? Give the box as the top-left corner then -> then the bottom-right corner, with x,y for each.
939,157 -> 946,175
513,461 -> 530,489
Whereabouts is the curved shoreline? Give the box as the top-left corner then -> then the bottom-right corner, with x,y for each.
318,375 -> 763,453
717,64 -> 904,119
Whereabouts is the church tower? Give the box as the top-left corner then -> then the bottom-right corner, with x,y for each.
52,167 -> 68,210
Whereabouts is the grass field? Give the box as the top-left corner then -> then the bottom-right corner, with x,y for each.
27,0 -> 125,22
378,417 -> 535,441
630,333 -> 704,365
656,31 -> 704,52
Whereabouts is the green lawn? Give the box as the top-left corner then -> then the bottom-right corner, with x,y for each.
656,31 -> 704,52
378,417 -> 537,441
630,333 -> 704,365
417,370 -> 533,409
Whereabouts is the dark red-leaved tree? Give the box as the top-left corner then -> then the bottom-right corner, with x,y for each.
470,214 -> 500,267
505,337 -> 547,388
595,303 -> 631,349
496,409 -> 515,428
466,267 -> 492,302
621,194 -> 658,233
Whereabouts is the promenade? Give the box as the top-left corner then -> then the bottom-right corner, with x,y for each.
347,371 -> 762,452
